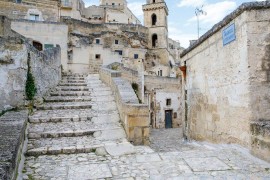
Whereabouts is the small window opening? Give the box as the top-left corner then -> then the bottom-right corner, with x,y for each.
166,99 -> 171,106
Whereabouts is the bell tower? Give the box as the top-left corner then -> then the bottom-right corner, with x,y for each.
143,0 -> 169,64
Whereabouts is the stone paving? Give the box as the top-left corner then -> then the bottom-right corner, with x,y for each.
22,74 -> 270,180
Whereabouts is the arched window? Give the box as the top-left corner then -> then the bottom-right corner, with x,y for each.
152,34 -> 158,48
151,14 -> 157,26
33,41 -> 43,51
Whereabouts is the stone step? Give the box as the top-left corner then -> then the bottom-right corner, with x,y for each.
36,102 -> 93,110
36,101 -> 117,111
63,74 -> 87,78
88,85 -> 110,90
55,87 -> 89,91
62,77 -> 85,80
29,110 -> 120,123
58,83 -> 87,87
60,80 -> 85,83
28,121 -> 121,139
90,91 -> 113,96
26,129 -> 127,156
44,96 -> 92,102
50,91 -> 91,96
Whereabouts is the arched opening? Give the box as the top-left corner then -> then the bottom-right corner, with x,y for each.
151,14 -> 157,26
33,41 -> 43,51
153,0 -> 156,3
152,34 -> 158,48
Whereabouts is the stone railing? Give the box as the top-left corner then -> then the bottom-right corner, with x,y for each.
99,67 -> 150,145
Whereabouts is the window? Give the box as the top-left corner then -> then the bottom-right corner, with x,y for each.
16,0 -> 22,3
44,44 -> 54,49
152,34 -> 158,48
96,39 -> 100,44
166,99 -> 171,106
174,112 -> 177,118
29,14 -> 39,21
134,54 -> 139,59
159,70 -> 163,76
96,54 -> 101,59
151,14 -> 157,26
112,3 -> 115,5
115,50 -> 122,55
115,40 -> 119,44
33,41 -> 43,51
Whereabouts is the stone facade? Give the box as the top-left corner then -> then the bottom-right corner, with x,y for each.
0,16 -> 61,112
107,62 -> 182,129
11,20 -> 68,71
0,0 -> 59,21
180,2 -> 270,162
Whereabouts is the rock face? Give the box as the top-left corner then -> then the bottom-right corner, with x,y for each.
0,111 -> 28,180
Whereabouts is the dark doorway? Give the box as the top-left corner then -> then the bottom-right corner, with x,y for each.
151,14 -> 157,26
152,34 -> 158,48
33,41 -> 43,51
165,110 -> 173,128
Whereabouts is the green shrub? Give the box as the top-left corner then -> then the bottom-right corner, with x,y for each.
25,53 -> 36,100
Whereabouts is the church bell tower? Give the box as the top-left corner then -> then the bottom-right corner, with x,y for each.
143,0 -> 169,50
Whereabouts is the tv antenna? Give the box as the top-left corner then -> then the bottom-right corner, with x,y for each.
195,5 -> 207,39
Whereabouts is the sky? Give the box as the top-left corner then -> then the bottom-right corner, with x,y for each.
84,0 -> 264,48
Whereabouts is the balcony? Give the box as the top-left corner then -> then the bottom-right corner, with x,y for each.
61,0 -> 72,9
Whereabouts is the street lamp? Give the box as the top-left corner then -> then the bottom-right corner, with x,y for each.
195,6 -> 207,39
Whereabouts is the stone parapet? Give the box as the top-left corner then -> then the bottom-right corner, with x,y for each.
0,111 -> 28,180
100,67 -> 150,145
142,2 -> 168,15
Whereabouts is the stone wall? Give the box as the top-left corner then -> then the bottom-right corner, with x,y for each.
0,111 -> 28,180
11,20 -> 68,72
180,2 -> 270,162
0,0 -> 59,22
99,67 -> 150,145
0,16 -> 61,111
106,62 -> 183,129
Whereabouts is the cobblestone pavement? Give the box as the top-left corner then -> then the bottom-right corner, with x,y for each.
22,74 -> 270,180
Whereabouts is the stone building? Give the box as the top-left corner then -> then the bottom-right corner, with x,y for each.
180,2 -> 270,162
0,0 -> 183,131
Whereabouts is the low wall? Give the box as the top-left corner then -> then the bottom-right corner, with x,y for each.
0,111 -> 28,180
100,67 -> 150,145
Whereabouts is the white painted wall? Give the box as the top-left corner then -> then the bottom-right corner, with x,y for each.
11,21 -> 69,71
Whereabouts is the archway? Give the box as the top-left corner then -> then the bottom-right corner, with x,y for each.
152,34 -> 158,48
151,14 -> 157,26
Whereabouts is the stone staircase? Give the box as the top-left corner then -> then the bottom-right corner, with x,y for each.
25,74 -> 134,160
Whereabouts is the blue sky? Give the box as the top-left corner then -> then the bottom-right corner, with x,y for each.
84,0 -> 263,48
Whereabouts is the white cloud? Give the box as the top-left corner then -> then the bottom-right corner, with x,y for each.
177,0 -> 205,7
84,0 -> 99,7
127,2 -> 144,18
168,23 -> 196,48
187,1 -> 237,25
